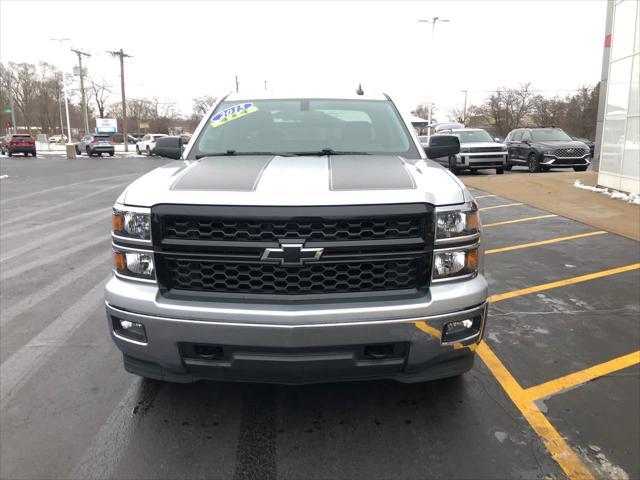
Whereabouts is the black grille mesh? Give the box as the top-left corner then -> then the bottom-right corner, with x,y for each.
164,218 -> 422,242
469,147 -> 503,153
555,147 -> 588,158
165,258 -> 422,295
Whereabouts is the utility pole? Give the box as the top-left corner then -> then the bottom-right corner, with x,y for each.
461,89 -> 468,124
71,48 -> 91,135
107,49 -> 132,152
418,16 -> 450,136
235,75 -> 239,93
50,38 -> 72,142
7,76 -> 17,133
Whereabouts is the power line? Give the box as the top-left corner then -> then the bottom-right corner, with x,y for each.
107,49 -> 132,152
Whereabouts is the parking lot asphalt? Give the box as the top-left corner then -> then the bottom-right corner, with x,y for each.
1,155 -> 638,480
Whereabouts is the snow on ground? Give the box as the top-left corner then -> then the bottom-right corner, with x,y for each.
0,174 -> 9,179
574,180 -> 640,206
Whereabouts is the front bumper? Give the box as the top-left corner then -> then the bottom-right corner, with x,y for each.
105,274 -> 489,384
8,146 -> 36,153
89,145 -> 115,153
457,153 -> 507,169
542,154 -> 591,168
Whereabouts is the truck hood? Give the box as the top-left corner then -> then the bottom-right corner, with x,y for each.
121,155 -> 466,207
461,141 -> 506,149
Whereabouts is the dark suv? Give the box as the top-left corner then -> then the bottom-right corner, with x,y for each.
504,127 -> 591,172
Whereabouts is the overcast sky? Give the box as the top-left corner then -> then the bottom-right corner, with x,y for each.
1,0 -> 607,120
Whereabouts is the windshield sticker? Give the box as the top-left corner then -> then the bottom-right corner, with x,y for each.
210,103 -> 258,128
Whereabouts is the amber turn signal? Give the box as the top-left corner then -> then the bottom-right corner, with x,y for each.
112,212 -> 124,232
114,251 -> 126,271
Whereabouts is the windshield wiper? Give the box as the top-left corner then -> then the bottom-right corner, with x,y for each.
288,149 -> 371,156
195,150 -> 285,159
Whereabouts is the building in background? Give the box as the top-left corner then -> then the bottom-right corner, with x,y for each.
596,0 -> 640,194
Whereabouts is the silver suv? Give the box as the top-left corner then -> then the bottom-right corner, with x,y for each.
106,92 -> 489,384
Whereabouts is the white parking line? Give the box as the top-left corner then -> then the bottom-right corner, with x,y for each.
69,378 -> 143,480
0,173 -> 135,204
1,235 -> 108,282
0,206 -> 108,241
0,213 -> 109,262
0,183 -> 122,228
0,276 -> 110,408
0,252 -> 111,327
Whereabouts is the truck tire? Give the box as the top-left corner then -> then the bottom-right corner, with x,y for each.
109,151 -> 114,157
448,155 -> 459,175
86,146 -> 92,157
146,146 -> 151,156
504,155 -> 513,171
496,167 -> 504,174
528,153 -> 541,173
136,145 -> 141,155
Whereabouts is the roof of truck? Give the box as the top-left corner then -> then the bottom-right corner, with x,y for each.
224,90 -> 390,102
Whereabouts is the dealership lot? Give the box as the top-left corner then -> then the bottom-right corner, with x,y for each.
1,155 -> 638,480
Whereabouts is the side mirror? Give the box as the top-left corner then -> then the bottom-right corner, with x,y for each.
424,135 -> 460,159
154,136 -> 183,159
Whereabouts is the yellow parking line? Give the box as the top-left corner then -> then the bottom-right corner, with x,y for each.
524,351 -> 640,401
485,231 -> 608,255
477,343 -> 595,479
479,203 -> 523,211
484,214 -> 558,228
474,194 -> 497,199
489,263 -> 640,303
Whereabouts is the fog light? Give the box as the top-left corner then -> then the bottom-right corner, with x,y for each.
113,317 -> 147,343
442,316 -> 481,344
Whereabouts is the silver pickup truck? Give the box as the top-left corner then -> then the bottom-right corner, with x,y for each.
106,92 -> 489,384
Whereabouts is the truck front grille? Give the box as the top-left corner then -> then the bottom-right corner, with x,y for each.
163,217 -> 422,242
152,204 -> 434,301
469,147 -> 503,153
163,257 -> 424,296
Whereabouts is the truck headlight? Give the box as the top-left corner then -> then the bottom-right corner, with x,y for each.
435,202 -> 479,244
113,206 -> 151,240
114,249 -> 155,280
432,247 -> 479,281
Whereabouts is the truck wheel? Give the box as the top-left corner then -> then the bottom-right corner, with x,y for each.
136,146 -> 141,155
448,155 -> 459,175
528,153 -> 541,173
86,146 -> 92,157
32,151 -> 37,157
146,146 -> 151,156
573,165 -> 588,172
496,167 -> 504,174
109,151 -> 114,157
75,145 -> 81,155
8,151 -> 12,157
504,156 -> 513,171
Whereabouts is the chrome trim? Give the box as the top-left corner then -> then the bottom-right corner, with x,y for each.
434,232 -> 481,246
105,301 -> 488,330
112,233 -> 152,246
433,241 -> 480,253
113,270 -> 157,285
441,330 -> 481,347
111,242 -> 155,254
114,203 -> 151,214
113,330 -> 148,346
431,272 -> 478,284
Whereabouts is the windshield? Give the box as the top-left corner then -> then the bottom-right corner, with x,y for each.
452,130 -> 494,143
189,99 -> 418,158
531,129 -> 572,142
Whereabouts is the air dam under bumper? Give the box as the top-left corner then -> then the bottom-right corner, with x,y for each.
105,274 -> 488,384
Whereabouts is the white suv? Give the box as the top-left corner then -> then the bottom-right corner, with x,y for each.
136,134 -> 168,155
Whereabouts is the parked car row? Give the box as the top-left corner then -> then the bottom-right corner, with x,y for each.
420,126 -> 591,175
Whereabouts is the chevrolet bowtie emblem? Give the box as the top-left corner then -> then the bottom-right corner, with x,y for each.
261,242 -> 324,266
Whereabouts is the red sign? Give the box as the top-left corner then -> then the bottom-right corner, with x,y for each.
604,34 -> 612,48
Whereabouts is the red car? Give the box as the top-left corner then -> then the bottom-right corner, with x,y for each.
1,134 -> 36,157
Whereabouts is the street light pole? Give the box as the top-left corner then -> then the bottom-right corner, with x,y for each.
50,38 -> 73,142
418,16 -> 450,136
461,89 -> 468,124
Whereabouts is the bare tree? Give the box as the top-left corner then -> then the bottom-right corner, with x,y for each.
192,95 -> 217,118
472,83 -> 534,137
5,63 -> 38,132
89,78 -> 112,119
530,95 -> 567,128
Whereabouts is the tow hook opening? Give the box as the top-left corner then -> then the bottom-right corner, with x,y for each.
192,345 -> 225,360
363,343 -> 406,360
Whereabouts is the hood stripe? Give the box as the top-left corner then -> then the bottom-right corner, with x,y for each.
329,155 -> 416,191
171,155 -> 274,191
